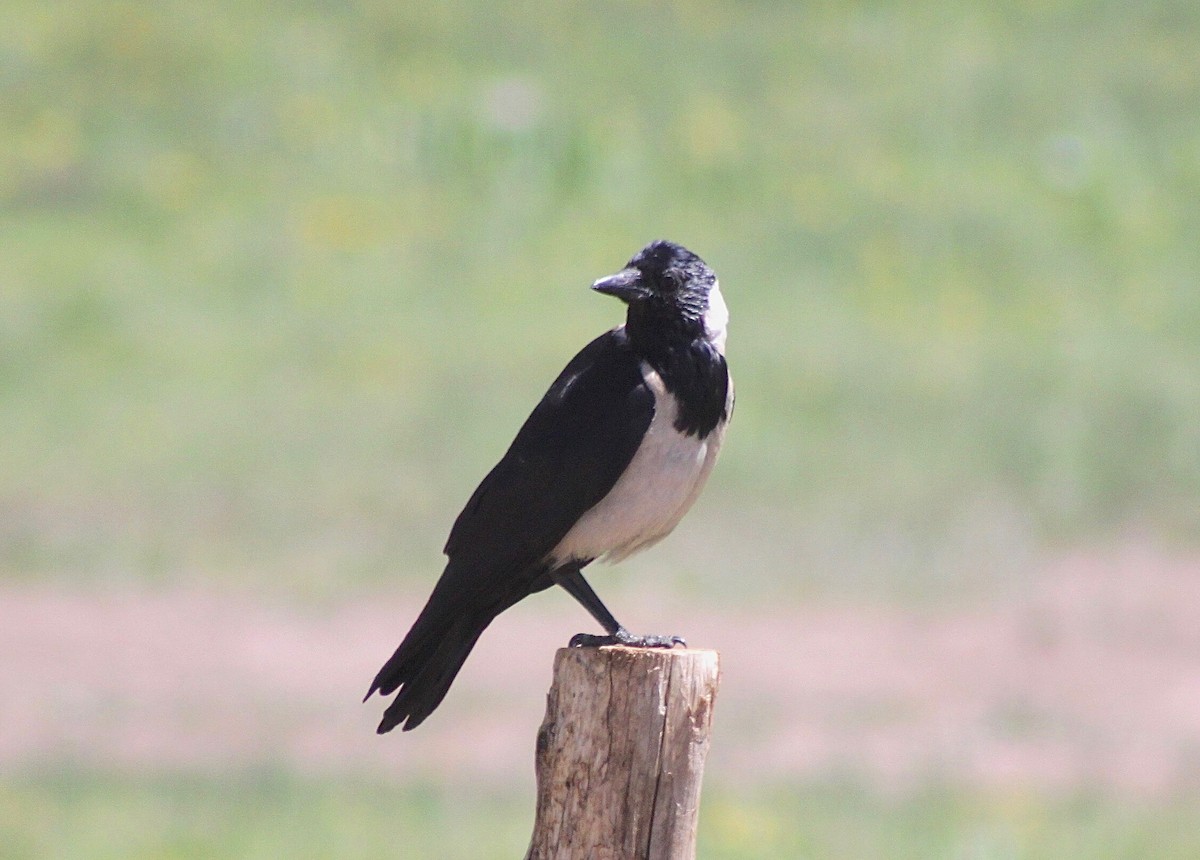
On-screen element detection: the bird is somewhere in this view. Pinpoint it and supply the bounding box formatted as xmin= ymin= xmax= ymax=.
xmin=365 ymin=239 xmax=732 ymax=733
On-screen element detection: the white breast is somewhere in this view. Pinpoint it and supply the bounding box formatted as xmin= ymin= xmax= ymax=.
xmin=548 ymin=364 xmax=727 ymax=566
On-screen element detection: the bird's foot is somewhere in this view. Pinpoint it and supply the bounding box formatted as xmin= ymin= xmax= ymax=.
xmin=568 ymin=627 xmax=686 ymax=649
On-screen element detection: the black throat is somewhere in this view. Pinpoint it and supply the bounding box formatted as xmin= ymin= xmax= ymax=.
xmin=624 ymin=305 xmax=729 ymax=440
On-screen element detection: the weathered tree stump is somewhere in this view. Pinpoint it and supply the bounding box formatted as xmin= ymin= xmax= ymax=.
xmin=525 ymin=646 xmax=720 ymax=860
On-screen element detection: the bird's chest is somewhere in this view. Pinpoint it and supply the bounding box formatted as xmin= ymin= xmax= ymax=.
xmin=549 ymin=365 xmax=726 ymax=566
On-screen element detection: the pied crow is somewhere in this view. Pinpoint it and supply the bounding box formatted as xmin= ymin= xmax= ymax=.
xmin=366 ymin=240 xmax=732 ymax=732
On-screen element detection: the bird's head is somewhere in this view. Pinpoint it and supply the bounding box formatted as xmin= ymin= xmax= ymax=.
xmin=592 ymin=240 xmax=727 ymax=351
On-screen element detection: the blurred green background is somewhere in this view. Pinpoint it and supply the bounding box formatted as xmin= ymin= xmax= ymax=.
xmin=2 ymin=0 xmax=1198 ymax=857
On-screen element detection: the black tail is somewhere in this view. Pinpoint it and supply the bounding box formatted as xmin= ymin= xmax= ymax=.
xmin=365 ymin=605 xmax=493 ymax=733
xmin=368 ymin=559 xmax=557 ymax=732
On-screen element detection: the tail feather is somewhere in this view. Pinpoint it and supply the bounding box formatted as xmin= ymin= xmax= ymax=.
xmin=372 ymin=614 xmax=488 ymax=733
xmin=367 ymin=562 xmax=555 ymax=733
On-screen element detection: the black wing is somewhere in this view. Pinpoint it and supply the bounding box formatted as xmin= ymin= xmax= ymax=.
xmin=444 ymin=327 xmax=654 ymax=584
xmin=367 ymin=327 xmax=654 ymax=730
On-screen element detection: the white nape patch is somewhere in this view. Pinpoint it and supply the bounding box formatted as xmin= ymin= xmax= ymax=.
xmin=548 ymin=364 xmax=727 ymax=567
xmin=704 ymin=279 xmax=729 ymax=354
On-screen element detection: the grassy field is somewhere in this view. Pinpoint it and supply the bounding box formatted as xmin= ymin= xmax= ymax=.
xmin=4 ymin=0 xmax=1198 ymax=597
xmin=2 ymin=0 xmax=1199 ymax=856
xmin=3 ymin=771 xmax=1200 ymax=860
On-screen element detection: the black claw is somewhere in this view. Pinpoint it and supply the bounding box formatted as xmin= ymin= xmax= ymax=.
xmin=568 ymin=628 xmax=686 ymax=649
xmin=569 ymin=632 xmax=613 ymax=648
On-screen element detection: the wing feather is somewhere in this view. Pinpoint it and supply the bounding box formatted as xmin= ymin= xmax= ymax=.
xmin=443 ymin=328 xmax=654 ymax=582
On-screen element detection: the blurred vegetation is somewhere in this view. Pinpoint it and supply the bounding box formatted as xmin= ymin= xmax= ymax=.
xmin=4 ymin=2 xmax=1199 ymax=856
xmin=3 ymin=770 xmax=1200 ymax=860
xmin=2 ymin=0 xmax=1198 ymax=601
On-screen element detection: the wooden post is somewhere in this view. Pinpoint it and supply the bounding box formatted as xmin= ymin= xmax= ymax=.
xmin=525 ymin=646 xmax=720 ymax=860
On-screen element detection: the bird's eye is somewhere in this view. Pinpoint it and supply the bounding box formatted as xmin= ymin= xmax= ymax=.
xmin=661 ymin=271 xmax=681 ymax=293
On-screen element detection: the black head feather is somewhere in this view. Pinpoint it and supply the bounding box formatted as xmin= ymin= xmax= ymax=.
xmin=592 ymin=240 xmax=717 ymax=338
xmin=593 ymin=240 xmax=729 ymax=438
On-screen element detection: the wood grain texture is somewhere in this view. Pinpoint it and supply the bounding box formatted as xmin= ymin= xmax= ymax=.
xmin=525 ymin=646 xmax=720 ymax=860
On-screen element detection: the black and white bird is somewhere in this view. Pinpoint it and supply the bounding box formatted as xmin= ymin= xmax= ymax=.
xmin=366 ymin=240 xmax=732 ymax=733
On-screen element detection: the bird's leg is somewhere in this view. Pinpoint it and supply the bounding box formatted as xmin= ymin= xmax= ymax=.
xmin=571 ymin=629 xmax=688 ymax=649
xmin=551 ymin=566 xmax=686 ymax=649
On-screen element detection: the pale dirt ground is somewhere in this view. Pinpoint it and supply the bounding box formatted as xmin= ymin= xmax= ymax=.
xmin=3 ymin=544 xmax=1199 ymax=796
